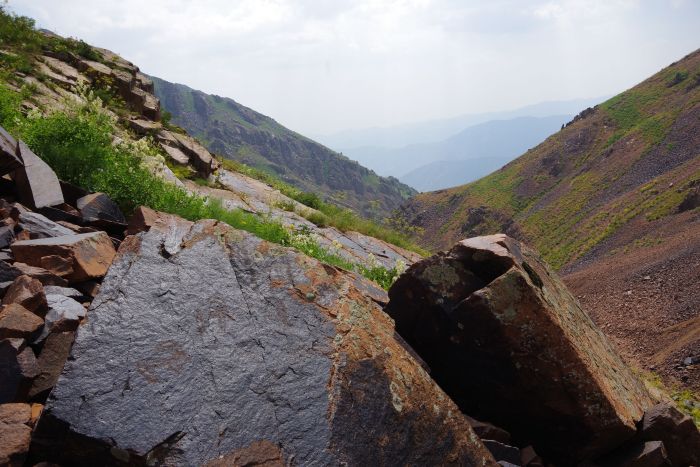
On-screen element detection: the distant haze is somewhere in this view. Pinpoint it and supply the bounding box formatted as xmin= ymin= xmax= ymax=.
xmin=8 ymin=0 xmax=700 ymax=136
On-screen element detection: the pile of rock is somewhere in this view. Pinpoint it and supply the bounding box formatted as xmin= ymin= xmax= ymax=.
xmin=26 ymin=210 xmax=498 ymax=466
xmin=1 ymin=123 xmax=697 ymax=464
xmin=0 ymin=128 xmax=122 ymax=465
xmin=386 ymin=234 xmax=700 ymax=466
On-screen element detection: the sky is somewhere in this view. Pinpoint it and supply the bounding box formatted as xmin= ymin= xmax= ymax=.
xmin=8 ymin=0 xmax=700 ymax=136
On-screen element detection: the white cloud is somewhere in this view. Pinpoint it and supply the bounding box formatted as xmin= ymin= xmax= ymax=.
xmin=6 ymin=0 xmax=700 ymax=135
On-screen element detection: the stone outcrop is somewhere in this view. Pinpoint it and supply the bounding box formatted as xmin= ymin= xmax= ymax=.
xmin=385 ymin=234 xmax=657 ymax=463
xmin=30 ymin=215 xmax=496 ymax=466
xmin=11 ymin=231 xmax=117 ymax=283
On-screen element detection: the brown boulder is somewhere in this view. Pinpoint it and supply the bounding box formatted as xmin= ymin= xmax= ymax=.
xmin=0 ymin=304 xmax=44 ymax=339
xmin=385 ymin=234 xmax=655 ymax=463
xmin=2 ymin=275 xmax=47 ymax=316
xmin=28 ymin=331 xmax=75 ymax=401
xmin=0 ymin=403 xmax=32 ymax=466
xmin=11 ymin=231 xmax=117 ymax=283
xmin=639 ymin=402 xmax=700 ymax=466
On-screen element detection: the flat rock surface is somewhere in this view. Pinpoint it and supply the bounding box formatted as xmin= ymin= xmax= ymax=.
xmin=31 ymin=216 xmax=495 ymax=466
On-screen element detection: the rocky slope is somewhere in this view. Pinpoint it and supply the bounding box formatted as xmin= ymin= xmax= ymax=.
xmin=2 ymin=9 xmax=699 ymax=467
xmin=152 ymin=77 xmax=416 ymax=219
xmin=0 ymin=26 xmax=419 ymax=279
xmin=398 ymin=48 xmax=700 ymax=393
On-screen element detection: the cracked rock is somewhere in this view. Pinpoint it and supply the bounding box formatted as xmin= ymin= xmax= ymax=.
xmin=29 ymin=214 xmax=496 ymax=466
xmin=385 ymin=234 xmax=656 ymax=464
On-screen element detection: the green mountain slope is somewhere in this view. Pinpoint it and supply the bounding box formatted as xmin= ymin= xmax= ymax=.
xmin=152 ymin=77 xmax=416 ymax=219
xmin=399 ymin=48 xmax=700 ymax=271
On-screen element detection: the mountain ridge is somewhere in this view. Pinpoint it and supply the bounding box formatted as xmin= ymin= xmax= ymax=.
xmin=151 ymin=76 xmax=416 ymax=219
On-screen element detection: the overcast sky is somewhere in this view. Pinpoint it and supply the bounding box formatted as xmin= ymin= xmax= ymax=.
xmin=8 ymin=0 xmax=700 ymax=135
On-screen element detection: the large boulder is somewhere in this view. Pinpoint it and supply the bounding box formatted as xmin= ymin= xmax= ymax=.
xmin=11 ymin=231 xmax=117 ymax=283
xmin=29 ymin=215 xmax=496 ymax=466
xmin=385 ymin=234 xmax=656 ymax=463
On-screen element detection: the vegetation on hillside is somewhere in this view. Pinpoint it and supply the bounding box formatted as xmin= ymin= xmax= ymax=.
xmin=217 ymin=157 xmax=427 ymax=255
xmin=403 ymin=48 xmax=700 ymax=270
xmin=0 ymin=7 xmax=414 ymax=289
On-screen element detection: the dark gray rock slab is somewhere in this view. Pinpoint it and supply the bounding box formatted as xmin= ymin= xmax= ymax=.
xmin=76 ymin=192 xmax=126 ymax=224
xmin=0 ymin=339 xmax=38 ymax=403
xmin=19 ymin=212 xmax=74 ymax=239
xmin=14 ymin=140 xmax=64 ymax=209
xmin=30 ymin=216 xmax=496 ymax=466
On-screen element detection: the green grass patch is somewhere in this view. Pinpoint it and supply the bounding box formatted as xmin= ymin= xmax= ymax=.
xmin=217 ymin=157 xmax=427 ymax=255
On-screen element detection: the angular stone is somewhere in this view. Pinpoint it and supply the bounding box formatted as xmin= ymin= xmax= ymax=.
xmin=135 ymin=72 xmax=154 ymax=93
xmin=128 ymin=118 xmax=161 ymax=135
xmin=173 ymin=132 xmax=220 ymax=176
xmin=14 ymin=140 xmax=64 ymax=209
xmin=482 ymin=440 xmax=521 ymax=466
xmin=0 ymin=403 xmax=32 ymax=466
xmin=0 ymin=340 xmax=38 ymax=402
xmin=639 ymin=402 xmax=700 ymax=466
xmin=76 ymin=192 xmax=126 ymax=224
xmin=2 ymin=275 xmax=47 ymax=316
xmin=19 ymin=212 xmax=73 ymax=239
xmin=385 ymin=234 xmax=656 ymax=464
xmin=43 ymin=285 xmax=83 ymax=299
xmin=39 ymin=254 xmax=74 ymax=277
xmin=28 ymin=331 xmax=75 ymax=400
xmin=31 ymin=217 xmax=496 ymax=466
xmin=160 ymin=143 xmax=190 ymax=165
xmin=11 ymin=232 xmax=117 ymax=283
xmin=142 ymin=93 xmax=160 ymax=121
xmin=465 ymin=415 xmax=511 ymax=443
xmin=0 ymin=224 xmax=14 ymax=248
xmin=520 ymin=446 xmax=543 ymax=467
xmin=2 ymin=262 xmax=68 ymax=287
xmin=0 ymin=304 xmax=44 ymax=339
xmin=599 ymin=440 xmax=671 ymax=467
xmin=0 ymin=126 xmax=23 ymax=177
xmin=37 ymin=294 xmax=86 ymax=340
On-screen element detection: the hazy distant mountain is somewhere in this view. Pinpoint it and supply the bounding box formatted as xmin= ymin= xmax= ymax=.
xmin=317 ymin=97 xmax=606 ymax=151
xmin=399 ymin=157 xmax=513 ymax=192
xmin=342 ymin=115 xmax=574 ymax=186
